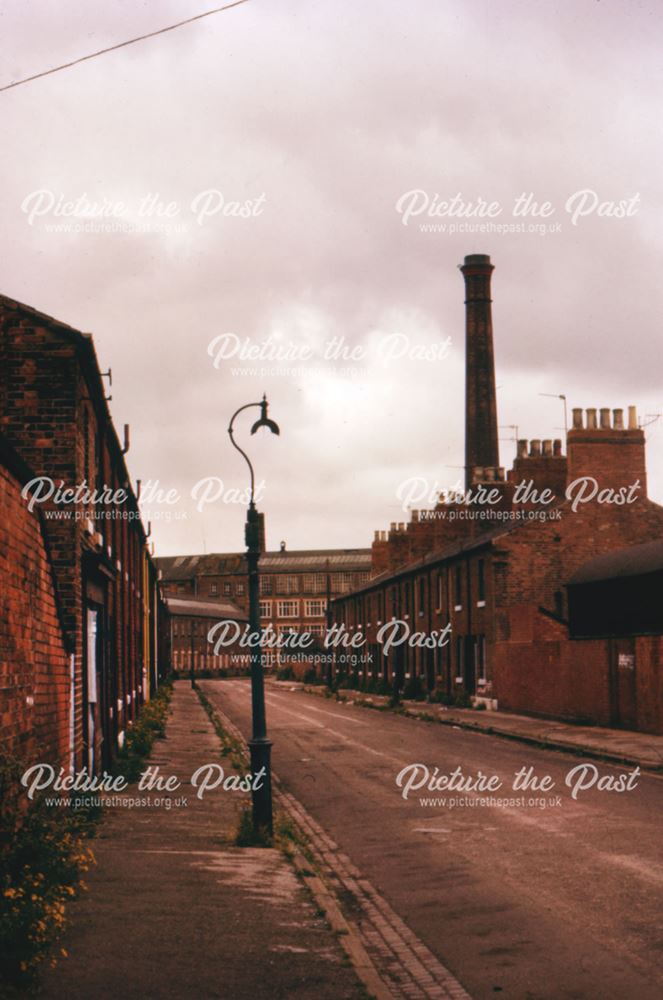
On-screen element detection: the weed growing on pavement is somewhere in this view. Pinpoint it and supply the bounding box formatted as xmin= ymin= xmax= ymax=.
xmin=235 ymin=806 xmax=273 ymax=847
xmin=195 ymin=686 xmax=248 ymax=775
xmin=111 ymin=680 xmax=173 ymax=782
xmin=0 ymin=755 xmax=100 ymax=990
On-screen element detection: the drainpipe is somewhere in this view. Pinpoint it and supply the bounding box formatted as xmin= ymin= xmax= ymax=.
xmin=69 ymin=653 xmax=76 ymax=774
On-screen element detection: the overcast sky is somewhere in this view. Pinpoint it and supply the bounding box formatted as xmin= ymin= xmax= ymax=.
xmin=2 ymin=0 xmax=662 ymax=555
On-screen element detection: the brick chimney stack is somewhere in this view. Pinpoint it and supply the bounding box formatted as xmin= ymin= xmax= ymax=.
xmin=566 ymin=406 xmax=647 ymax=497
xmin=461 ymin=254 xmax=500 ymax=490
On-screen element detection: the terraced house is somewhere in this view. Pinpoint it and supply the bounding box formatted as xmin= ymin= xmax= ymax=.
xmin=330 ymin=256 xmax=663 ymax=734
xmin=0 ymin=295 xmax=168 ymax=774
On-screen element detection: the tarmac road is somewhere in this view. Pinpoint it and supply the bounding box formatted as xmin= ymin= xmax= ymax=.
xmin=199 ymin=678 xmax=663 ymax=1000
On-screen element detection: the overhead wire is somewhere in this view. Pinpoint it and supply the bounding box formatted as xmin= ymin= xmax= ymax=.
xmin=0 ymin=0 xmax=251 ymax=94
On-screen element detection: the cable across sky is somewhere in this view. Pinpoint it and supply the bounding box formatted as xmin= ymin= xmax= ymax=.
xmin=0 ymin=0 xmax=251 ymax=94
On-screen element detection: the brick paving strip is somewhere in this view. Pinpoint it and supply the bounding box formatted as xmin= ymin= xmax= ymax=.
xmin=212 ymin=697 xmax=473 ymax=1000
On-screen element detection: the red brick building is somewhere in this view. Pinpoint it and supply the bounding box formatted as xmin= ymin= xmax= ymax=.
xmin=330 ymin=256 xmax=663 ymax=734
xmin=166 ymin=595 xmax=249 ymax=676
xmin=157 ymin=546 xmax=371 ymax=654
xmin=0 ymin=294 xmax=168 ymax=773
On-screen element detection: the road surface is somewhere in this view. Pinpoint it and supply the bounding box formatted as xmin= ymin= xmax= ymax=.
xmin=199 ymin=678 xmax=663 ymax=1000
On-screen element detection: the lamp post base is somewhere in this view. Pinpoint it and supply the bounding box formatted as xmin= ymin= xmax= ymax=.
xmin=249 ymin=737 xmax=273 ymax=836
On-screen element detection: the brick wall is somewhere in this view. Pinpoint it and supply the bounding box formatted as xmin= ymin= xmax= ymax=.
xmin=493 ymin=634 xmax=612 ymax=725
xmin=0 ymin=294 xmax=163 ymax=770
xmin=0 ymin=451 xmax=70 ymax=768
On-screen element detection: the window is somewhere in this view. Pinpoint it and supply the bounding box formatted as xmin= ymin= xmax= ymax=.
xmin=276 ymin=575 xmax=299 ymax=595
xmin=302 ymin=573 xmax=325 ymax=593
xmin=259 ymin=576 xmax=272 ymax=596
xmin=210 ymin=583 xmax=218 ymax=596
xmin=303 ymin=623 xmax=325 ymax=636
xmin=454 ymin=566 xmax=463 ymax=609
xmin=236 ymin=582 xmax=245 ymax=596
xmin=223 ymin=582 xmax=232 ymax=597
xmin=357 ymin=571 xmax=371 ymax=585
xmin=259 ymin=600 xmax=272 ymax=618
xmin=330 ymin=572 xmax=354 ymax=594
xmin=305 ymin=599 xmax=327 ymax=617
xmin=301 ymin=572 xmax=327 ymax=594
xmin=477 ymin=560 xmax=485 ymax=603
xmin=277 ymin=600 xmax=298 ymax=618
xmin=403 ymin=581 xmax=411 ymax=616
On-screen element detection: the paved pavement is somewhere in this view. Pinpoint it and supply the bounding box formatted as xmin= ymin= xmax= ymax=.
xmin=299 ymin=683 xmax=663 ymax=771
xmin=201 ymin=677 xmax=663 ymax=1000
xmin=37 ymin=685 xmax=368 ymax=1000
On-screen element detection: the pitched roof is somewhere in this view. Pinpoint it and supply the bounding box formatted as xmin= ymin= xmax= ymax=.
xmin=568 ymin=539 xmax=663 ymax=585
xmin=165 ymin=596 xmax=247 ymax=620
xmin=156 ymin=548 xmax=371 ymax=580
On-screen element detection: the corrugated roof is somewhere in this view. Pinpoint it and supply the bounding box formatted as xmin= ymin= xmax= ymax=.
xmin=156 ymin=548 xmax=371 ymax=580
xmin=568 ymin=539 xmax=663 ymax=585
xmin=165 ymin=596 xmax=247 ymax=621
xmin=259 ymin=551 xmax=371 ymax=570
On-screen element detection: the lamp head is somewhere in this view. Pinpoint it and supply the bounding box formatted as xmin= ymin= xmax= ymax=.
xmin=251 ymin=394 xmax=280 ymax=436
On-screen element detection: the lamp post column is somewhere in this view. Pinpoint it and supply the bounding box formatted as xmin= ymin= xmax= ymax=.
xmin=246 ymin=501 xmax=273 ymax=834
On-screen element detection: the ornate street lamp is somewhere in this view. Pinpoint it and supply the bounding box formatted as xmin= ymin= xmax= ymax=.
xmin=228 ymin=394 xmax=280 ymax=835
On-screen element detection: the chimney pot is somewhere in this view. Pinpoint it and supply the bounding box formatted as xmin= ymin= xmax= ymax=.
xmin=530 ymin=439 xmax=541 ymax=457
xmin=628 ymin=405 xmax=638 ymax=429
xmin=517 ymin=439 xmax=528 ymax=458
xmin=485 ymin=467 xmax=495 ymax=482
xmin=374 ymin=531 xmax=380 ymax=542
xmin=600 ymin=407 xmax=610 ymax=429
xmin=498 ymin=467 xmax=505 ymax=480
xmin=586 ymin=408 xmax=597 ymax=429
xmin=553 ymin=439 xmax=562 ymax=456
xmin=399 ymin=522 xmax=406 ymax=531
xmin=572 ymin=408 xmax=583 ymax=429
xmin=613 ymin=408 xmax=624 ymax=429
xmin=412 ymin=510 xmax=420 ymax=522
xmin=473 ymin=466 xmax=484 ymax=482
xmin=542 ymin=439 xmax=552 ymax=456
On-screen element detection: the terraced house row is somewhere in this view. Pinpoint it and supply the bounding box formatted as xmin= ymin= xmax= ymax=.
xmin=330 ymin=256 xmax=663 ymax=735
xmin=0 ymin=294 xmax=169 ymax=774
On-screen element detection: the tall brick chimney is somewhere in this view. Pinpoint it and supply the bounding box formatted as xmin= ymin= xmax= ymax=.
xmin=461 ymin=254 xmax=499 ymax=490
